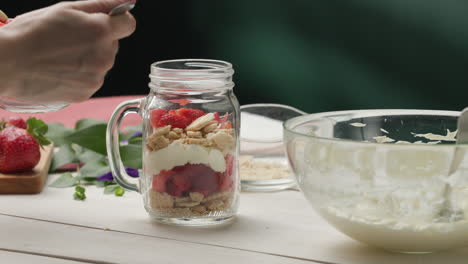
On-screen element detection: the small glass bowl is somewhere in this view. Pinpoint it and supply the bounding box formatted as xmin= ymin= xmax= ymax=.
xmin=240 ymin=104 xmax=305 ymax=191
xmin=0 ymin=97 xmax=68 ymax=113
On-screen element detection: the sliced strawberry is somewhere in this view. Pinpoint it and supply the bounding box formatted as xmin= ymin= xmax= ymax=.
xmin=220 ymin=121 xmax=233 ymax=129
xmin=159 ymin=112 xmax=191 ymax=129
xmin=214 ymin=112 xmax=229 ymax=123
xmin=176 ymin=108 xmax=205 ymax=122
xmin=150 ymin=109 xmax=167 ymax=128
xmin=166 ymin=181 xmax=184 ymax=197
xmin=172 ymin=173 xmax=191 ymax=191
xmin=152 ymin=170 xmax=174 ymax=192
xmin=188 ymin=164 xmax=219 ymax=196
xmin=7 ymin=116 xmax=27 ymax=129
xmin=225 ymin=154 xmax=235 ymax=176
xmin=219 ymin=172 xmax=234 ymax=192
xmin=0 ymin=22 xmax=4 ymax=27
xmin=218 ymin=155 xmax=235 ymax=191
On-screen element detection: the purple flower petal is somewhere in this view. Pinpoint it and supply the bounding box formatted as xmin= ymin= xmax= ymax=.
xmin=97 ymin=171 xmax=113 ymax=181
xmin=97 ymin=168 xmax=139 ymax=181
xmin=120 ymin=131 xmax=142 ymax=144
xmin=126 ymin=167 xmax=139 ymax=178
xmin=131 ymin=131 xmax=143 ymax=138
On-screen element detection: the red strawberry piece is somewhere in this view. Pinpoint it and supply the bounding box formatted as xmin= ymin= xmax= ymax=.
xmin=0 ymin=126 xmax=40 ymax=173
xmin=220 ymin=121 xmax=233 ymax=129
xmin=172 ymin=172 xmax=191 ymax=191
xmin=152 ymin=170 xmax=174 ymax=193
xmin=0 ymin=22 xmax=4 ymax=27
xmin=219 ymin=172 xmax=234 ymax=192
xmin=166 ymin=181 xmax=184 ymax=197
xmin=214 ymin=112 xmax=229 ymax=123
xmin=159 ymin=112 xmax=191 ymax=129
xmin=176 ymin=108 xmax=205 ymax=122
xmin=150 ymin=109 xmax=167 ymax=128
xmin=225 ymin=154 xmax=235 ymax=176
xmin=7 ymin=116 xmax=27 ymax=129
xmin=187 ymin=164 xmax=219 ymax=196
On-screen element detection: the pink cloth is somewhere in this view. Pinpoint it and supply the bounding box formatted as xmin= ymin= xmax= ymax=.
xmin=0 ymin=95 xmax=145 ymax=128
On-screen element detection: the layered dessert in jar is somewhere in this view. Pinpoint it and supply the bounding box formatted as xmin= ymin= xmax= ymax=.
xmin=144 ymin=108 xmax=237 ymax=218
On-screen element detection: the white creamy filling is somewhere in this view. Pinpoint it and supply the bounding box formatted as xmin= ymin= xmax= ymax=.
xmin=301 ymin=138 xmax=468 ymax=251
xmin=144 ymin=141 xmax=226 ymax=175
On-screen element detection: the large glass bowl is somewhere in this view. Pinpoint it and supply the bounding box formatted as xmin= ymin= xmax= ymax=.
xmin=284 ymin=109 xmax=468 ymax=253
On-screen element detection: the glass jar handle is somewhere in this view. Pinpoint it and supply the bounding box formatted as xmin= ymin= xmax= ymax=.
xmin=106 ymin=98 xmax=143 ymax=192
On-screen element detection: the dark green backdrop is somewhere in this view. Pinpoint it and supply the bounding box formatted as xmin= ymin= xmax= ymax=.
xmin=4 ymin=0 xmax=468 ymax=113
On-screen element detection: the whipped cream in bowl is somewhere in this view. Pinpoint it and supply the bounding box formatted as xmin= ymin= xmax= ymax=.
xmin=284 ymin=109 xmax=468 ymax=253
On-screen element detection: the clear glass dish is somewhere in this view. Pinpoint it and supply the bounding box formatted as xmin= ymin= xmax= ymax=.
xmin=240 ymin=104 xmax=305 ymax=191
xmin=284 ymin=109 xmax=468 ymax=253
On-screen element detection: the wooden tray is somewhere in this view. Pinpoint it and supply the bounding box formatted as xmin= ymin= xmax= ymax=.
xmin=0 ymin=145 xmax=54 ymax=194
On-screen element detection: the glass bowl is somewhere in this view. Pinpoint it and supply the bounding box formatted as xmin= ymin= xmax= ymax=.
xmin=240 ymin=104 xmax=305 ymax=191
xmin=284 ymin=109 xmax=468 ymax=253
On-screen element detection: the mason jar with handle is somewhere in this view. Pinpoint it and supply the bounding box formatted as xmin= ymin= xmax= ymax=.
xmin=106 ymin=59 xmax=240 ymax=226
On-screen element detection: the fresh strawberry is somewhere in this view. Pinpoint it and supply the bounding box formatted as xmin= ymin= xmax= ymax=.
xmin=220 ymin=121 xmax=233 ymax=129
xmin=172 ymin=172 xmax=191 ymax=191
xmin=214 ymin=112 xmax=229 ymax=123
xmin=152 ymin=170 xmax=174 ymax=192
xmin=176 ymin=108 xmax=205 ymax=122
xmin=225 ymin=154 xmax=235 ymax=176
xmin=7 ymin=116 xmax=27 ymax=129
xmin=0 ymin=22 xmax=4 ymax=27
xmin=0 ymin=126 xmax=40 ymax=173
xmin=150 ymin=109 xmax=167 ymax=128
xmin=187 ymin=164 xmax=219 ymax=196
xmin=158 ymin=112 xmax=191 ymax=129
xmin=166 ymin=181 xmax=184 ymax=197
xmin=218 ymin=155 xmax=235 ymax=191
xmin=219 ymin=172 xmax=233 ymax=192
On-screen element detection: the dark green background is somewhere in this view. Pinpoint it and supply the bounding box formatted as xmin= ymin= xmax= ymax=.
xmin=5 ymin=0 xmax=468 ymax=113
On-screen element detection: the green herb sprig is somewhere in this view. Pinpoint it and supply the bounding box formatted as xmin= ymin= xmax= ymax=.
xmin=47 ymin=119 xmax=141 ymax=200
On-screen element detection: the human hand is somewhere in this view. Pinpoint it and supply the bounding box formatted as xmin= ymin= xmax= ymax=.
xmin=0 ymin=0 xmax=136 ymax=104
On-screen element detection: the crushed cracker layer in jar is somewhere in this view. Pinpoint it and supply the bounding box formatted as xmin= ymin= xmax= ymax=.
xmin=145 ymin=109 xmax=237 ymax=218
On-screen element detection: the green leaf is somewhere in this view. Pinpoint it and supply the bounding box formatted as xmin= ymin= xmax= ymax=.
xmin=79 ymin=159 xmax=110 ymax=178
xmin=104 ymin=184 xmax=118 ymax=194
xmin=51 ymin=144 xmax=77 ymax=171
xmin=45 ymin=123 xmax=72 ymax=146
xmin=120 ymin=144 xmax=142 ymax=169
xmin=27 ymin=117 xmax=48 ymax=134
xmin=76 ymin=148 xmax=105 ymax=164
xmin=75 ymin=185 xmax=85 ymax=193
xmin=128 ymin=137 xmax=142 ymax=145
xmin=74 ymin=191 xmax=86 ymax=201
xmin=75 ymin=119 xmax=106 ymax=130
xmin=49 ymin=173 xmax=77 ymax=188
xmin=120 ymin=124 xmax=143 ymax=141
xmin=115 ymin=186 xmax=125 ymax=197
xmin=94 ymin=180 xmax=113 ymax=188
xmin=27 ymin=118 xmax=51 ymax=146
xmin=66 ymin=124 xmax=107 ymax=155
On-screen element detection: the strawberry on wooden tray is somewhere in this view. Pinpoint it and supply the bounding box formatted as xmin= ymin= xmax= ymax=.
xmin=0 ymin=117 xmax=54 ymax=194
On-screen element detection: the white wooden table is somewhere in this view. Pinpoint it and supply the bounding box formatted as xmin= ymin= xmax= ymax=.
xmin=1 ymin=175 xmax=467 ymax=264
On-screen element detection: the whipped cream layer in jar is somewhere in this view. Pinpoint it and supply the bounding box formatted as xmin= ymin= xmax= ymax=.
xmin=107 ymin=59 xmax=240 ymax=226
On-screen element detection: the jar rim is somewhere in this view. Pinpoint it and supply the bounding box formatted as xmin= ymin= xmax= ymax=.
xmin=149 ymin=59 xmax=234 ymax=91
xmin=151 ymin=59 xmax=233 ymax=76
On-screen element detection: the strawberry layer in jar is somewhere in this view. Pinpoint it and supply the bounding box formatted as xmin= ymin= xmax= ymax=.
xmin=144 ymin=108 xmax=237 ymax=218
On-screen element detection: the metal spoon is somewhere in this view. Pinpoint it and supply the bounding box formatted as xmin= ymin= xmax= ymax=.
xmin=437 ymin=108 xmax=468 ymax=222
xmin=109 ymin=2 xmax=135 ymax=16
